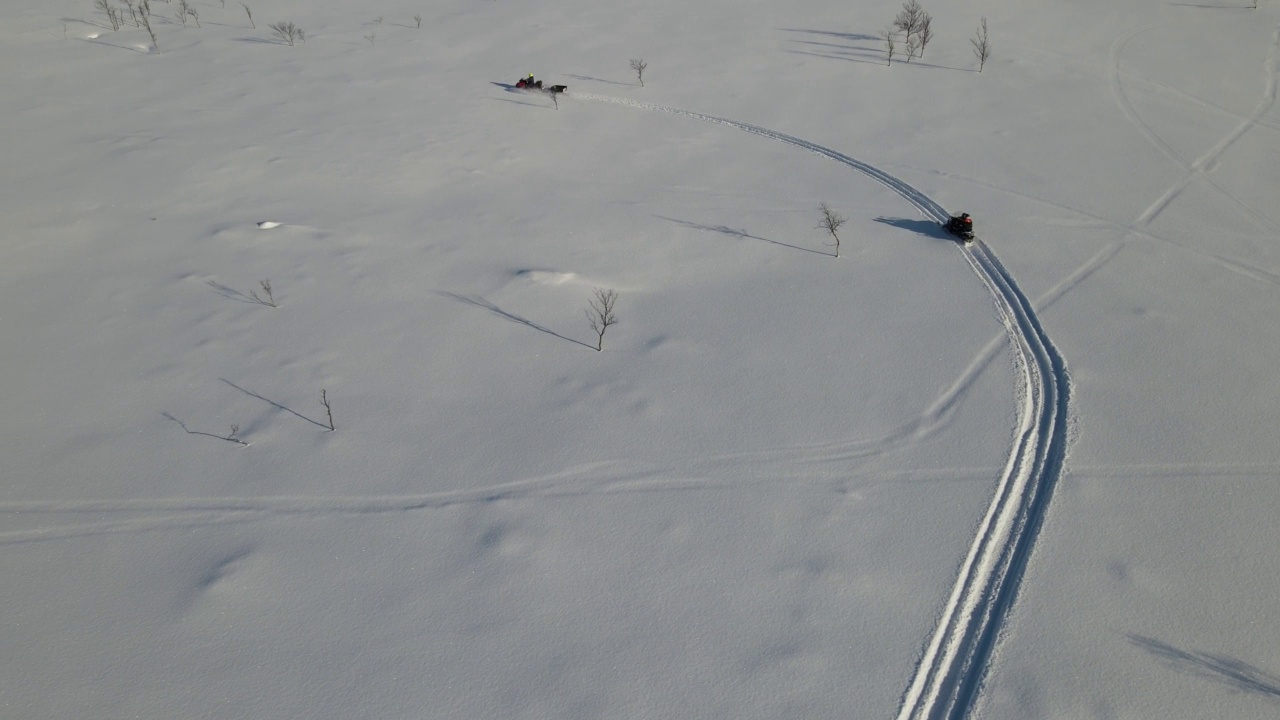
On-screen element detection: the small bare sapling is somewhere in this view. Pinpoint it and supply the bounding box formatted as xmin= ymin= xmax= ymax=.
xmin=175 ymin=0 xmax=189 ymax=25
xmin=365 ymin=33 xmax=376 ymax=46
xmin=918 ymin=13 xmax=933 ymax=57
xmin=630 ymin=58 xmax=647 ymax=87
xmin=879 ymin=26 xmax=898 ymax=66
xmin=224 ymin=424 xmax=249 ymax=446
xmin=972 ymin=17 xmax=990 ymax=72
xmin=241 ymin=2 xmax=254 ymax=29
xmin=269 ymin=21 xmax=301 ymax=46
xmin=188 ymin=6 xmax=199 ymax=27
xmin=249 ymin=279 xmax=277 ymax=307
xmin=414 ymin=14 xmax=422 ymax=28
xmin=905 ymin=34 xmax=920 ymax=62
xmin=321 ymin=389 xmax=335 ymax=431
xmin=817 ymin=203 xmax=847 ymax=257
xmin=586 ymin=288 xmax=619 ymax=351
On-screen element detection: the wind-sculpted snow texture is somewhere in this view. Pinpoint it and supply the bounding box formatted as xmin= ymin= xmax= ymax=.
xmin=578 ymin=93 xmax=1073 ymax=720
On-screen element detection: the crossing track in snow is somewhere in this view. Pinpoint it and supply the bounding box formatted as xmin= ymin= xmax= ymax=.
xmin=575 ymin=93 xmax=1073 ymax=720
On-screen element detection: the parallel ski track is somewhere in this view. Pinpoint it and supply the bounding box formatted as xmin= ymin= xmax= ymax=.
xmin=576 ymin=93 xmax=1072 ymax=720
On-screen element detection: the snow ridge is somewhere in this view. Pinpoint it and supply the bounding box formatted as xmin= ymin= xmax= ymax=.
xmin=577 ymin=93 xmax=1072 ymax=720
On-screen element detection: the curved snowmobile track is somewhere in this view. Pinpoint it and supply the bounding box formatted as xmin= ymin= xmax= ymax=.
xmin=577 ymin=93 xmax=1072 ymax=720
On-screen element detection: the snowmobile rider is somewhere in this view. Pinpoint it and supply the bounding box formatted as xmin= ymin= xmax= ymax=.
xmin=948 ymin=213 xmax=972 ymax=233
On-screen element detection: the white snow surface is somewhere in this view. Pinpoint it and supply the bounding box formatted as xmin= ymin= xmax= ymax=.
xmin=4 ymin=0 xmax=1280 ymax=718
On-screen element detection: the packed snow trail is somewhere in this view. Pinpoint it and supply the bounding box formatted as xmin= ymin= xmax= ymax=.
xmin=576 ymin=93 xmax=1072 ymax=720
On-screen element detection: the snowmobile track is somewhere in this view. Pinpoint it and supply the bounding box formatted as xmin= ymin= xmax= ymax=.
xmin=577 ymin=93 xmax=1072 ymax=720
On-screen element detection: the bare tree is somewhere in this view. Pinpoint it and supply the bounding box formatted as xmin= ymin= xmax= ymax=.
xmin=321 ymin=390 xmax=335 ymax=431
xmin=365 ymin=33 xmax=376 ymax=46
xmin=175 ymin=0 xmax=189 ymax=25
xmin=269 ymin=21 xmax=301 ymax=46
xmin=586 ymin=288 xmax=619 ymax=351
xmin=972 ymin=16 xmax=990 ymax=72
xmin=894 ymin=0 xmax=924 ymax=42
xmin=414 ymin=14 xmax=422 ymax=29
xmin=630 ymin=58 xmax=648 ymax=87
xmin=188 ymin=6 xmax=200 ymax=27
xmin=905 ymin=34 xmax=920 ymax=62
xmin=918 ymin=13 xmax=934 ymax=57
xmin=879 ymin=26 xmax=898 ymax=66
xmin=241 ymin=2 xmax=254 ymax=29
xmin=816 ymin=203 xmax=847 ymax=257
xmin=125 ymin=0 xmax=139 ymax=27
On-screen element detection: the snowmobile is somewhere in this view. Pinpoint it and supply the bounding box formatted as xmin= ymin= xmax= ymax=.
xmin=515 ymin=75 xmax=567 ymax=94
xmin=944 ymin=213 xmax=975 ymax=243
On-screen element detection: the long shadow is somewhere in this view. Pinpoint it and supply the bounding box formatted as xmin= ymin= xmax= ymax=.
xmin=780 ymin=28 xmax=879 ymax=42
xmin=874 ymin=216 xmax=951 ymax=241
xmin=790 ymin=38 xmax=879 ymax=54
xmin=207 ymin=280 xmax=270 ymax=305
xmin=565 ymin=74 xmax=633 ymax=87
xmin=783 ymin=49 xmax=885 ymax=67
xmin=1129 ymin=634 xmax=1280 ymax=702
xmin=79 ymin=38 xmax=149 ymax=53
xmin=162 ymin=413 xmax=248 ymax=446
xmin=219 ymin=379 xmax=330 ymax=429
xmin=655 ymin=215 xmax=829 ymax=256
xmin=233 ymin=37 xmax=290 ymax=45
xmin=437 ymin=292 xmax=596 ymax=349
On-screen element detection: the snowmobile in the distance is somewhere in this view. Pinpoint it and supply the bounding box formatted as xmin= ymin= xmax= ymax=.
xmin=515 ymin=75 xmax=567 ymax=94
xmin=944 ymin=212 xmax=975 ymax=244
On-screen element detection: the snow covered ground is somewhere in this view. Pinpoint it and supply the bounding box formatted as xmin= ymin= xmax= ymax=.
xmin=3 ymin=0 xmax=1280 ymax=717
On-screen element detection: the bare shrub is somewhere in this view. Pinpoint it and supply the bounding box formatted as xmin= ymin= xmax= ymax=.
xmin=224 ymin=424 xmax=248 ymax=446
xmin=241 ymin=2 xmax=254 ymax=29
xmin=414 ymin=14 xmax=422 ymax=29
xmin=365 ymin=33 xmax=376 ymax=46
xmin=816 ymin=203 xmax=847 ymax=257
xmin=630 ymin=58 xmax=647 ymax=87
xmin=972 ymin=16 xmax=990 ymax=72
xmin=269 ymin=20 xmax=301 ymax=46
xmin=586 ymin=288 xmax=619 ymax=351
xmin=249 ymin=280 xmax=277 ymax=307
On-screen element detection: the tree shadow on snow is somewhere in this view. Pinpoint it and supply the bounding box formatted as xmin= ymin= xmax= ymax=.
xmin=219 ymin=378 xmax=331 ymax=429
xmin=437 ymin=292 xmax=596 ymax=349
xmin=564 ymin=74 xmax=633 ymax=87
xmin=780 ymin=28 xmax=879 ymax=43
xmin=1128 ymin=634 xmax=1280 ymax=703
xmin=874 ymin=216 xmax=951 ymax=242
xmin=656 ymin=215 xmax=829 ymax=256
